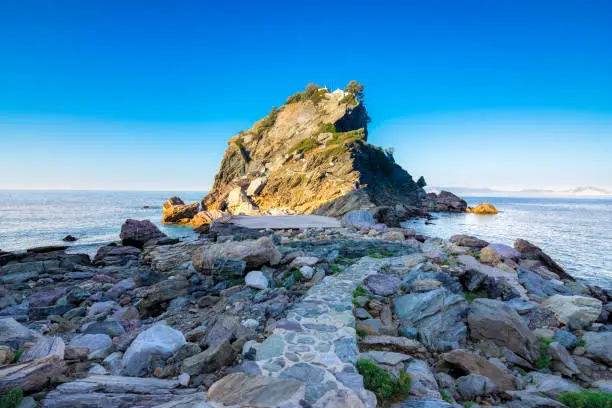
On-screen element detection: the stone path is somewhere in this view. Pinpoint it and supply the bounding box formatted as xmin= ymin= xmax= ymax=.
xmin=246 ymin=257 xmax=391 ymax=408
xmin=231 ymin=215 xmax=342 ymax=229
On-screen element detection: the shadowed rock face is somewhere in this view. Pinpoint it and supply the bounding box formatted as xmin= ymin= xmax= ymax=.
xmin=201 ymin=85 xmax=420 ymax=217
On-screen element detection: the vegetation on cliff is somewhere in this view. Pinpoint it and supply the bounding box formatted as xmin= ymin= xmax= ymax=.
xmin=201 ymin=81 xmax=421 ymax=219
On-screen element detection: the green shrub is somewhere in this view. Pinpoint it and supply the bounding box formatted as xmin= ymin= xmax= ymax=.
xmin=0 ymin=387 xmax=23 ymax=408
xmin=357 ymin=359 xmax=411 ymax=402
xmin=13 ymin=349 xmax=24 ymax=362
xmin=535 ymin=337 xmax=554 ymax=369
xmin=288 ymin=137 xmax=318 ymax=154
xmin=576 ymin=338 xmax=586 ymax=347
xmin=356 ymin=327 xmax=368 ymax=338
xmin=440 ymin=389 xmax=453 ymax=404
xmin=366 ymin=249 xmax=394 ymax=258
xmin=329 ymin=263 xmax=341 ymax=274
xmin=353 ymin=285 xmax=368 ymax=298
xmin=294 ymin=270 xmax=304 ymax=281
xmin=558 ymin=391 xmax=612 ymax=408
xmin=464 ymin=403 xmax=476 ymax=408
xmin=344 ymin=80 xmax=365 ymax=102
xmin=462 ymin=291 xmax=489 ymax=304
xmin=285 ymin=83 xmax=327 ymax=105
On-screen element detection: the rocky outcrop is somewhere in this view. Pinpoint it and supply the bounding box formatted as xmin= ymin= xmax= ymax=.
xmin=421 ymin=191 xmax=467 ymax=213
xmin=201 ymin=83 xmax=420 ymax=218
xmin=161 ymin=197 xmax=199 ymax=224
xmin=119 ymin=219 xmax=167 ymax=248
xmin=467 ymin=203 xmax=498 ymax=215
xmin=514 ymin=239 xmax=575 ymax=281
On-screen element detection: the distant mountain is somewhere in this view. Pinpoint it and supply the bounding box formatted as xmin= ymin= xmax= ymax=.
xmin=426 ymin=186 xmax=612 ymax=197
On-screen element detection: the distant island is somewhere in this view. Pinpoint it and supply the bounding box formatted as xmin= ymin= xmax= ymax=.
xmin=427 ymin=186 xmax=612 ymax=197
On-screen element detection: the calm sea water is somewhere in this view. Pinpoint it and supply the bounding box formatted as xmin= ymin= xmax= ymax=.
xmin=0 ymin=190 xmax=205 ymax=256
xmin=1 ymin=191 xmax=610 ymax=289
xmin=403 ymin=196 xmax=612 ymax=290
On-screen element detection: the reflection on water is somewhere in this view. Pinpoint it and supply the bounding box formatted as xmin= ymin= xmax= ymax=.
xmin=402 ymin=196 xmax=612 ymax=290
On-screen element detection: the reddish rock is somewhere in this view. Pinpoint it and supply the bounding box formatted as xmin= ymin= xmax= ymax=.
xmin=119 ymin=219 xmax=167 ymax=248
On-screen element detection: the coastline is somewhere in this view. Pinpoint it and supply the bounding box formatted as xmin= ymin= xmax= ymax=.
xmin=1 ymin=213 xmax=611 ymax=407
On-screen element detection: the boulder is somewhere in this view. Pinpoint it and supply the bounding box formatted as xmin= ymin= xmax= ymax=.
xmin=514 ymin=239 xmax=574 ymax=281
xmin=119 ymin=219 xmax=167 ymax=248
xmin=69 ymin=334 xmax=113 ymax=353
xmin=161 ymin=196 xmax=199 ymax=224
xmin=582 ymin=331 xmax=612 ymax=365
xmin=181 ymin=341 xmax=233 ymax=375
xmin=542 ymin=295 xmax=602 ymax=329
xmin=517 ymin=268 xmax=574 ymax=300
xmin=190 ymin=209 xmax=231 ymax=227
xmin=207 ymin=372 xmax=305 ymax=406
xmin=245 ymin=271 xmax=268 ymax=290
xmin=27 ymin=287 xmax=67 ymax=307
xmin=121 ymin=323 xmax=186 ymax=376
xmin=20 ymin=336 xmax=65 ymax=362
xmin=141 ymin=240 xmax=204 ymax=273
xmin=504 ymin=390 xmax=567 ymax=408
xmin=468 ymin=298 xmax=539 ymax=362
xmin=485 ymin=243 xmax=521 ymax=260
xmin=466 ymin=203 xmax=498 ymax=215
xmin=394 ymin=289 xmax=468 ymax=351
xmin=421 ymin=191 xmax=467 ymax=213
xmin=93 ymin=244 xmax=141 ymax=267
xmin=192 ymin=236 xmax=281 ymax=272
xmin=456 ymin=374 xmax=499 ymax=399
xmin=225 ymin=187 xmax=259 ymax=214
xmin=41 ymin=375 xmax=197 ymax=408
xmin=450 ymin=235 xmax=489 ymax=249
xmin=458 ymin=255 xmax=526 ymax=299
xmin=438 ymin=349 xmax=515 ymax=391
xmin=341 ymin=210 xmax=375 ymax=229
xmin=133 ymin=277 xmax=190 ymax=314
xmin=404 ymin=359 xmax=441 ymax=399
xmin=547 ymin=341 xmax=579 ymax=377
xmin=0 ymin=317 xmax=41 ymax=348
xmin=364 ymin=274 xmax=402 ymax=296
xmin=479 ymin=247 xmax=501 ymax=265
xmin=0 ymin=356 xmax=67 ymax=393
xmin=523 ymin=372 xmax=580 ymax=398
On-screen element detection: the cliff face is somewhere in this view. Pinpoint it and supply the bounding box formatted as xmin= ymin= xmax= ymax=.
xmin=202 ymin=84 xmax=420 ymax=218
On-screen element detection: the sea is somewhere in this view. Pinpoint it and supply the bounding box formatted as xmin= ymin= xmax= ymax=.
xmin=0 ymin=191 xmax=610 ymax=290
xmin=403 ymin=196 xmax=612 ymax=290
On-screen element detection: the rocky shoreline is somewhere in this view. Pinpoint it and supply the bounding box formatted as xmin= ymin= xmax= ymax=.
xmin=1 ymin=210 xmax=611 ymax=408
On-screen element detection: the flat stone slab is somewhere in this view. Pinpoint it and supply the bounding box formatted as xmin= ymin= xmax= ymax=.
xmin=231 ymin=215 xmax=342 ymax=229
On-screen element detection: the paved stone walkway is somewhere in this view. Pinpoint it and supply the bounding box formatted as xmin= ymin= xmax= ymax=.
xmin=231 ymin=215 xmax=342 ymax=229
xmin=247 ymin=257 xmax=393 ymax=408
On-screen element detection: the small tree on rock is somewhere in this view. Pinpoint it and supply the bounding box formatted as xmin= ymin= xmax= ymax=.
xmin=344 ymin=80 xmax=365 ymax=103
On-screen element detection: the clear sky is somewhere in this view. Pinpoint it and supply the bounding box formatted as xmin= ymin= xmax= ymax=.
xmin=1 ymin=0 xmax=611 ymax=191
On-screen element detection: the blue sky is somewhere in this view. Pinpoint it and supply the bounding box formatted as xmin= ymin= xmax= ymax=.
xmin=0 ymin=0 xmax=611 ymax=190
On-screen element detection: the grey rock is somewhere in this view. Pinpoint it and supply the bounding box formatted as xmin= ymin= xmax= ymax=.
xmin=41 ymin=375 xmax=191 ymax=408
xmin=208 ymin=372 xmax=305 ymax=407
xmin=341 ymin=210 xmax=375 ymax=229
xmin=69 ymin=334 xmax=112 ymax=353
xmin=83 ymin=320 xmax=126 ymax=337
xmin=364 ymin=274 xmax=402 ymax=296
xmin=119 ymin=219 xmax=167 ymax=248
xmin=405 ymin=359 xmax=441 ymax=399
xmin=360 ymin=350 xmax=412 ymax=366
xmin=553 ymin=330 xmax=578 ymax=349
xmin=181 ymin=341 xmax=233 ymax=375
xmin=468 ymin=298 xmax=539 ymax=363
xmin=20 ymin=336 xmax=65 ymax=362
xmin=523 ymin=372 xmax=581 ymax=398
xmin=394 ymin=289 xmax=468 ymax=351
xmin=0 ymin=317 xmax=41 ymax=348
xmin=121 ymin=323 xmax=186 ymax=376
xmin=504 ymin=390 xmax=567 ymax=408
xmin=391 ymin=398 xmax=454 ymax=408
xmin=582 ymin=331 xmax=612 ymax=365
xmin=450 ymin=234 xmax=489 ymax=249
xmin=548 ymin=341 xmax=579 ymax=377
xmin=518 ymin=268 xmax=574 ymax=299
xmin=456 ymin=374 xmax=499 ymax=399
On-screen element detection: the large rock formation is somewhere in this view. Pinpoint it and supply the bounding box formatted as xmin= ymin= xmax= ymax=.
xmin=201 ymin=82 xmax=421 ymax=218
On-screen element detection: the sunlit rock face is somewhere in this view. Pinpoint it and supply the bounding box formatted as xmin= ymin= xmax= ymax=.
xmin=201 ymin=84 xmax=420 ymax=217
